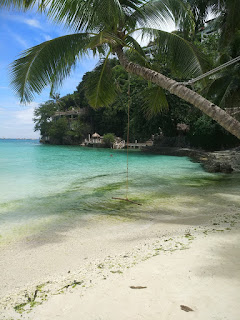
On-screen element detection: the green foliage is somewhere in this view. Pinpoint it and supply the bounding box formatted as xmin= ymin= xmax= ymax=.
xmin=142 ymin=86 xmax=168 ymax=119
xmin=49 ymin=118 xmax=68 ymax=143
xmin=194 ymin=33 xmax=220 ymax=65
xmin=70 ymin=117 xmax=91 ymax=140
xmin=84 ymin=56 xmax=117 ymax=108
xmin=3 ymin=0 xmax=240 ymax=143
xmin=33 ymin=100 xmax=56 ymax=136
xmin=145 ymin=28 xmax=208 ymax=78
xmin=34 ymin=53 xmax=239 ymax=149
xmin=103 ymin=133 xmax=115 ymax=147
xmin=10 ymin=33 xmax=91 ymax=103
xmin=4 ymin=0 xmax=205 ymax=107
xmin=195 ymin=28 xmax=240 ymax=110
xmin=189 ymin=115 xmax=239 ymax=150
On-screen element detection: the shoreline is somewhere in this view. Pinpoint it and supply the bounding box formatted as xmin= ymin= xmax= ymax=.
xmin=39 ymin=140 xmax=240 ymax=174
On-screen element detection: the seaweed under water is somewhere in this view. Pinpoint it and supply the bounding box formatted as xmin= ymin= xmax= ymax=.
xmin=0 ymin=140 xmax=240 ymax=245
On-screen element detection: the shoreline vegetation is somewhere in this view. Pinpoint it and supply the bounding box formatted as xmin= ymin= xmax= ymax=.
xmin=33 ymin=56 xmax=240 ymax=174
xmin=31 ymin=37 xmax=240 ymax=175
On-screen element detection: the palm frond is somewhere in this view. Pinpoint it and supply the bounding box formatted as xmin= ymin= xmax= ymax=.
xmin=10 ymin=33 xmax=91 ymax=103
xmin=84 ymin=53 xmax=118 ymax=108
xmin=142 ymin=28 xmax=207 ymax=77
xmin=124 ymin=35 xmax=152 ymax=67
xmin=125 ymin=35 xmax=146 ymax=56
xmin=167 ymin=0 xmax=195 ymax=35
xmin=130 ymin=0 xmax=173 ymax=29
xmin=0 ymin=0 xmax=51 ymax=12
xmin=207 ymin=75 xmax=234 ymax=108
xmin=219 ymin=80 xmax=234 ymax=108
xmin=142 ymin=85 xmax=168 ymax=119
xmin=212 ymin=0 xmax=240 ymax=46
xmin=131 ymin=0 xmax=194 ymax=32
xmin=0 ymin=0 xmax=41 ymax=10
xmin=46 ymin=0 xmax=125 ymax=32
xmin=87 ymin=31 xmax=125 ymax=50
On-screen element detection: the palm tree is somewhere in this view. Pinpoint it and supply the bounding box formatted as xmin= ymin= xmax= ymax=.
xmin=2 ymin=0 xmax=240 ymax=139
xmin=184 ymin=0 xmax=240 ymax=122
xmin=211 ymin=0 xmax=240 ymax=47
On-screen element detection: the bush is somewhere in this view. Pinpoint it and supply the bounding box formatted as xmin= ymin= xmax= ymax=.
xmin=103 ymin=133 xmax=115 ymax=147
xmin=189 ymin=115 xmax=239 ymax=150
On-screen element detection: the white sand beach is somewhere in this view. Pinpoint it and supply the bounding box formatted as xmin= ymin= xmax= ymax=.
xmin=1 ymin=203 xmax=240 ymax=320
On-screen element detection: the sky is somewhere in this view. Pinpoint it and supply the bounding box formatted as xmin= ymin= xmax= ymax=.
xmin=0 ymin=9 xmax=98 ymax=139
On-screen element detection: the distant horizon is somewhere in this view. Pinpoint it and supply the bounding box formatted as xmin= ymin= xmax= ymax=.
xmin=0 ymin=137 xmax=39 ymax=140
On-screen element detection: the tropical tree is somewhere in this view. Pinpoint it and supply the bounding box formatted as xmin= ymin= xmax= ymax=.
xmin=1 ymin=0 xmax=240 ymax=139
xmin=211 ymin=0 xmax=240 ymax=48
xmin=187 ymin=0 xmax=240 ymax=120
xmin=206 ymin=37 xmax=240 ymax=113
xmin=49 ymin=117 xmax=68 ymax=143
xmin=33 ymin=100 xmax=57 ymax=136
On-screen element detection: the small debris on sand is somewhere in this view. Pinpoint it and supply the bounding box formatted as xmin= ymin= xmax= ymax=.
xmin=180 ymin=305 xmax=194 ymax=312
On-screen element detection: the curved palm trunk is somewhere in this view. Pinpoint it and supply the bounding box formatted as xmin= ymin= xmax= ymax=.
xmin=115 ymin=47 xmax=240 ymax=140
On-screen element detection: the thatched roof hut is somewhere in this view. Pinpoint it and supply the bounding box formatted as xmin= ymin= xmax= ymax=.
xmin=92 ymin=132 xmax=101 ymax=138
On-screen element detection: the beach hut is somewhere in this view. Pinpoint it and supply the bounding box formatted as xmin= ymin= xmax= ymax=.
xmin=92 ymin=132 xmax=101 ymax=144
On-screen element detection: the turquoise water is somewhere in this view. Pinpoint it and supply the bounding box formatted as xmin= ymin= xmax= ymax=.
xmin=0 ymin=139 xmax=239 ymax=245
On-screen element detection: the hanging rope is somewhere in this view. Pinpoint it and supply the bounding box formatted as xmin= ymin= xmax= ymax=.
xmin=126 ymin=73 xmax=130 ymax=200
xmin=180 ymin=56 xmax=240 ymax=86
xmin=112 ymin=74 xmax=142 ymax=206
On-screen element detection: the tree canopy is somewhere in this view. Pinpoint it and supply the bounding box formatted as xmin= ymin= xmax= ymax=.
xmin=34 ymin=59 xmax=239 ymax=150
xmin=1 ymin=0 xmax=240 ymax=139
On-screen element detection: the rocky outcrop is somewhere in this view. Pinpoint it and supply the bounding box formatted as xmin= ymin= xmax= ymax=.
xmin=202 ymin=148 xmax=240 ymax=173
xmin=143 ymin=146 xmax=240 ymax=173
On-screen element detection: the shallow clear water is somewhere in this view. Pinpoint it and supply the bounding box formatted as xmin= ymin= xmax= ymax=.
xmin=0 ymin=139 xmax=239 ymax=245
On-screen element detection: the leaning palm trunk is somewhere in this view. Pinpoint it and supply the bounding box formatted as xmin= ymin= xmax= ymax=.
xmin=115 ymin=46 xmax=240 ymax=140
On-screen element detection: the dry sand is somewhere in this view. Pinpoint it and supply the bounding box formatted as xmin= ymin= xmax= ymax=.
xmin=30 ymin=230 xmax=240 ymax=320
xmin=0 ymin=204 xmax=240 ymax=319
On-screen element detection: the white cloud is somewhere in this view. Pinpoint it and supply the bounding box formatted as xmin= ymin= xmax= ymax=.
xmin=24 ymin=18 xmax=42 ymax=29
xmin=3 ymin=14 xmax=43 ymax=29
xmin=14 ymin=103 xmax=38 ymax=125
xmin=0 ymin=102 xmax=39 ymax=138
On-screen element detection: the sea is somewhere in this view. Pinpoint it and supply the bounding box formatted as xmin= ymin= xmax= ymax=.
xmin=0 ymin=139 xmax=239 ymax=245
